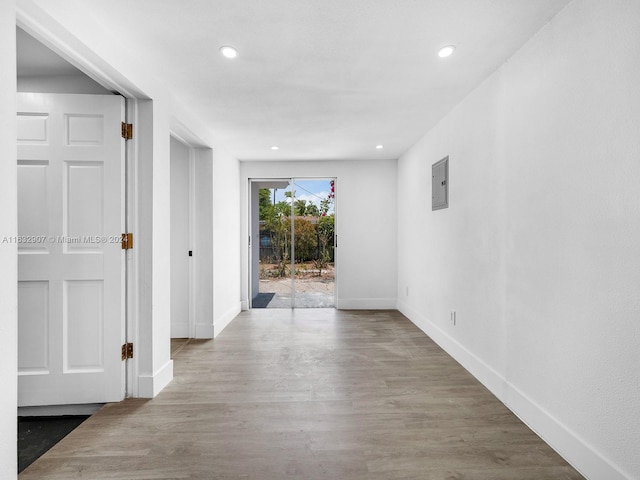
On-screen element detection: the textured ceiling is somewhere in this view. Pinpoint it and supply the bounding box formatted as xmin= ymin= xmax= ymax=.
xmin=23 ymin=0 xmax=572 ymax=161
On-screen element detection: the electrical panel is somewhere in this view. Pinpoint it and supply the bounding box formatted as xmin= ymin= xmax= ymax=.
xmin=432 ymin=156 xmax=449 ymax=211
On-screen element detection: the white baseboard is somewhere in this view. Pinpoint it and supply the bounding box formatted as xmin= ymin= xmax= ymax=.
xmin=506 ymin=384 xmax=632 ymax=480
xmin=336 ymin=297 xmax=397 ymax=310
xmin=397 ymin=301 xmax=506 ymax=399
xmin=397 ymin=300 xmax=632 ymax=480
xmin=137 ymin=359 xmax=173 ymax=398
xmin=214 ymin=302 xmax=242 ymax=337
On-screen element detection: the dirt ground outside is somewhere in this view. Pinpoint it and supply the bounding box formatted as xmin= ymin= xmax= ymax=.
xmin=259 ymin=262 xmax=335 ymax=294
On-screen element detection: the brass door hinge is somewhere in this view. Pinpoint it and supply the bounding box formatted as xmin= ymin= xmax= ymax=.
xmin=121 ymin=233 xmax=133 ymax=250
xmin=121 ymin=122 xmax=133 ymax=140
xmin=121 ymin=342 xmax=133 ymax=361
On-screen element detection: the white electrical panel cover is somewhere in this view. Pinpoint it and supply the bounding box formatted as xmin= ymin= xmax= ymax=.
xmin=432 ymin=156 xmax=449 ymax=211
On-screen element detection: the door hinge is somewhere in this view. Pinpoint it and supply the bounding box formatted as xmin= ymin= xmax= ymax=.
xmin=121 ymin=342 xmax=133 ymax=361
xmin=121 ymin=233 xmax=133 ymax=250
xmin=121 ymin=122 xmax=133 ymax=140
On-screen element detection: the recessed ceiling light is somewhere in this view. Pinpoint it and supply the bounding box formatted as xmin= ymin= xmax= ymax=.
xmin=438 ymin=45 xmax=456 ymax=58
xmin=376 ymin=145 xmax=384 ymax=150
xmin=219 ymin=45 xmax=238 ymax=59
xmin=271 ymin=146 xmax=279 ymax=150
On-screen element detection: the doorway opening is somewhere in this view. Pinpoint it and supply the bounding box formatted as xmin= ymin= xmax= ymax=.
xmin=170 ymin=135 xmax=193 ymax=338
xmin=15 ymin=25 xmax=132 ymax=470
xmin=250 ymin=178 xmax=336 ymax=309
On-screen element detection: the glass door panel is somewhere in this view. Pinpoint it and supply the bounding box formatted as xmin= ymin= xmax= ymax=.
xmin=292 ymin=178 xmax=335 ymax=308
xmin=252 ymin=179 xmax=293 ymax=308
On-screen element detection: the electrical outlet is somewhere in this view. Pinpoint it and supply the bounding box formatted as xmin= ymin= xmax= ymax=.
xmin=451 ymin=311 xmax=456 ymax=326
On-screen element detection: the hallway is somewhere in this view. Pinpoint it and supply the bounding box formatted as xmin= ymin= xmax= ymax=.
xmin=19 ymin=310 xmax=583 ymax=479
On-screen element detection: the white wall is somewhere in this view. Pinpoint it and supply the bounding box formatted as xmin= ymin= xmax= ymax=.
xmin=135 ymin=100 xmax=173 ymax=397
xmin=241 ymin=160 xmax=397 ymax=310
xmin=212 ymin=149 xmax=242 ymax=336
xmin=170 ymin=136 xmax=191 ymax=338
xmin=397 ymin=1 xmax=640 ymax=479
xmin=0 ymin=3 xmax=17 ymax=478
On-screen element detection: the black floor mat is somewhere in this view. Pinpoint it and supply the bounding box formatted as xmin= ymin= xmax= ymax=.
xmin=18 ymin=415 xmax=89 ymax=473
xmin=252 ymin=292 xmax=275 ymax=308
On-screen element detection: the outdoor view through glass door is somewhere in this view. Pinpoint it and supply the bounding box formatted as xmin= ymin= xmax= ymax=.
xmin=252 ymin=178 xmax=335 ymax=308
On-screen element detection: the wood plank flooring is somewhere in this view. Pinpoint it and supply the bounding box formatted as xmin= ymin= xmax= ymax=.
xmin=19 ymin=309 xmax=584 ymax=479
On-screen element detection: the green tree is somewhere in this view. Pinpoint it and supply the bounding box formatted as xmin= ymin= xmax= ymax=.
xmin=293 ymin=199 xmax=308 ymax=216
xmin=260 ymin=197 xmax=291 ymax=276
xmin=273 ymin=200 xmax=290 ymax=217
xmin=314 ymin=214 xmax=334 ymax=273
xmin=305 ymin=203 xmax=320 ymax=217
xmin=258 ymin=188 xmax=272 ymax=220
xmin=294 ymin=218 xmax=317 ymax=262
xmin=320 ymin=197 xmax=331 ymax=216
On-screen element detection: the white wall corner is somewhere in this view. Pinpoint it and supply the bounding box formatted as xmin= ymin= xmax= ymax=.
xmin=137 ymin=360 xmax=173 ymax=398
xmin=214 ymin=302 xmax=242 ymax=338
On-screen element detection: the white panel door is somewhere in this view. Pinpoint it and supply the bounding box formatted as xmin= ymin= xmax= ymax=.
xmin=17 ymin=93 xmax=126 ymax=406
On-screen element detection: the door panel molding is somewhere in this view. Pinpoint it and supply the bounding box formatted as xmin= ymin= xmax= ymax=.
xmin=17 ymin=92 xmax=125 ymax=407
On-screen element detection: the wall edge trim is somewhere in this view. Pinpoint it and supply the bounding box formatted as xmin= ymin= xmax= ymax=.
xmin=137 ymin=359 xmax=173 ymax=398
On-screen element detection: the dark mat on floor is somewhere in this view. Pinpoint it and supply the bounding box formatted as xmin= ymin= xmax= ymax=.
xmin=18 ymin=415 xmax=89 ymax=473
xmin=252 ymin=292 xmax=275 ymax=308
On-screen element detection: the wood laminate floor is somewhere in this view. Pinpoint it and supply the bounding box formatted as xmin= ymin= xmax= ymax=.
xmin=19 ymin=309 xmax=585 ymax=479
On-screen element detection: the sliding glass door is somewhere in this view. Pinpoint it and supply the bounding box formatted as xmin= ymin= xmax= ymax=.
xmin=251 ymin=178 xmax=335 ymax=309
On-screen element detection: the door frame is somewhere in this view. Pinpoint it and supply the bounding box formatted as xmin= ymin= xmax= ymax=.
xmin=169 ymin=133 xmax=197 ymax=339
xmin=248 ymin=177 xmax=338 ymax=309
xmin=16 ymin=14 xmax=142 ymax=401
xmin=170 ymin=125 xmax=215 ymax=339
